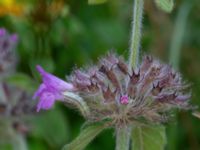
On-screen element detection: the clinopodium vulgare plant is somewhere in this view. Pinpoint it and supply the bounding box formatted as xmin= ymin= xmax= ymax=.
xmin=34 ymin=0 xmax=194 ymax=150
xmin=34 ymin=54 xmax=192 ymax=149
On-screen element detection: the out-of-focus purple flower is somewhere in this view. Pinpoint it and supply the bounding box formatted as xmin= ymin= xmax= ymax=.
xmin=10 ymin=34 xmax=18 ymax=42
xmin=0 ymin=28 xmax=6 ymax=36
xmin=0 ymin=28 xmax=18 ymax=53
xmin=0 ymin=28 xmax=18 ymax=78
xmin=0 ymin=82 xmax=35 ymax=135
xmin=34 ymin=65 xmax=75 ymax=112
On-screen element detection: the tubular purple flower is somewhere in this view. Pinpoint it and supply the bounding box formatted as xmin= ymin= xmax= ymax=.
xmin=34 ymin=65 xmax=75 ymax=112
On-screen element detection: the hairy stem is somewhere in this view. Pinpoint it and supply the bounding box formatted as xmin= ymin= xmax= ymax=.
xmin=129 ymin=0 xmax=144 ymax=69
xmin=115 ymin=126 xmax=131 ymax=150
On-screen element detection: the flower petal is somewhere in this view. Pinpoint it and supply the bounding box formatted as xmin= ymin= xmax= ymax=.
xmin=36 ymin=65 xmax=74 ymax=91
xmin=36 ymin=92 xmax=56 ymax=112
xmin=33 ymin=83 xmax=46 ymax=99
xmin=120 ymin=95 xmax=129 ymax=104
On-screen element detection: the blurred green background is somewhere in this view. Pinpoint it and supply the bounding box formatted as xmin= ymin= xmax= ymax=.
xmin=0 ymin=0 xmax=200 ymax=149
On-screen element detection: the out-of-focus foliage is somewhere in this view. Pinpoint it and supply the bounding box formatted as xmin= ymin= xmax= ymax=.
xmin=62 ymin=122 xmax=107 ymax=150
xmin=155 ymin=0 xmax=174 ymax=13
xmin=88 ymin=0 xmax=107 ymax=5
xmin=88 ymin=0 xmax=174 ymax=13
xmin=132 ymin=125 xmax=166 ymax=150
xmin=0 ymin=0 xmax=25 ymax=17
xmin=0 ymin=0 xmax=200 ymax=150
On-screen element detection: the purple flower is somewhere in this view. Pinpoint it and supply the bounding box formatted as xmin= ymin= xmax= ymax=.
xmin=70 ymin=53 xmax=192 ymax=125
xmin=0 ymin=28 xmax=18 ymax=78
xmin=120 ymin=95 xmax=129 ymax=104
xmin=0 ymin=28 xmax=6 ymax=36
xmin=33 ymin=65 xmax=75 ymax=112
xmin=0 ymin=28 xmax=18 ymax=52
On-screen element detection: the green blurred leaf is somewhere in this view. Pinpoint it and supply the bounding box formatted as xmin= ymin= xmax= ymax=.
xmin=29 ymin=138 xmax=47 ymax=150
xmin=6 ymin=73 xmax=36 ymax=92
xmin=0 ymin=121 xmax=14 ymax=144
xmin=12 ymin=133 xmax=28 ymax=150
xmin=0 ymin=144 xmax=12 ymax=150
xmin=31 ymin=109 xmax=69 ymax=148
xmin=30 ymin=57 xmax=55 ymax=79
xmin=155 ymin=0 xmax=174 ymax=13
xmin=88 ymin=0 xmax=107 ymax=5
xmin=132 ymin=125 xmax=166 ymax=150
xmin=62 ymin=122 xmax=107 ymax=150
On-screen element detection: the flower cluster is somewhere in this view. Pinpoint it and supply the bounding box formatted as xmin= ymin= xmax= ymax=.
xmin=0 ymin=83 xmax=35 ymax=134
xmin=34 ymin=53 xmax=191 ymax=126
xmin=0 ymin=28 xmax=18 ymax=79
xmin=0 ymin=79 xmax=34 ymax=120
xmin=0 ymin=28 xmax=34 ymax=135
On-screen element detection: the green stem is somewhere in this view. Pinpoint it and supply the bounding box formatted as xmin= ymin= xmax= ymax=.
xmin=12 ymin=133 xmax=28 ymax=150
xmin=129 ymin=0 xmax=144 ymax=69
xmin=167 ymin=2 xmax=191 ymax=150
xmin=169 ymin=1 xmax=191 ymax=70
xmin=115 ymin=126 xmax=131 ymax=150
xmin=0 ymin=83 xmax=6 ymax=103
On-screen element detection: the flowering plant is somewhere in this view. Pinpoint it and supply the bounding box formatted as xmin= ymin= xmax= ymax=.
xmin=34 ymin=53 xmax=192 ymax=150
xmin=32 ymin=0 xmax=196 ymax=150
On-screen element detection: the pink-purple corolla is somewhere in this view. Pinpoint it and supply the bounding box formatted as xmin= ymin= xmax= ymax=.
xmin=33 ymin=65 xmax=75 ymax=112
xmin=120 ymin=95 xmax=129 ymax=104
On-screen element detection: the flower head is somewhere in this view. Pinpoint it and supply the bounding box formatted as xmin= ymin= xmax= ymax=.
xmin=34 ymin=53 xmax=192 ymax=127
xmin=70 ymin=54 xmax=192 ymax=126
xmin=34 ymin=65 xmax=75 ymax=112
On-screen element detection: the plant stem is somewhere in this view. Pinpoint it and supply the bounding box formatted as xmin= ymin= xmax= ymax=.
xmin=115 ymin=126 xmax=131 ymax=150
xmin=169 ymin=1 xmax=191 ymax=70
xmin=129 ymin=0 xmax=144 ymax=69
xmin=12 ymin=133 xmax=28 ymax=150
xmin=167 ymin=2 xmax=191 ymax=150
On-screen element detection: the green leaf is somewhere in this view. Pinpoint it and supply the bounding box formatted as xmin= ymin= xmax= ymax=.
xmin=6 ymin=73 xmax=36 ymax=92
xmin=88 ymin=0 xmax=107 ymax=5
xmin=0 ymin=121 xmax=14 ymax=144
xmin=30 ymin=109 xmax=69 ymax=148
xmin=12 ymin=133 xmax=28 ymax=150
xmin=132 ymin=125 xmax=167 ymax=150
xmin=155 ymin=0 xmax=174 ymax=13
xmin=62 ymin=122 xmax=107 ymax=150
